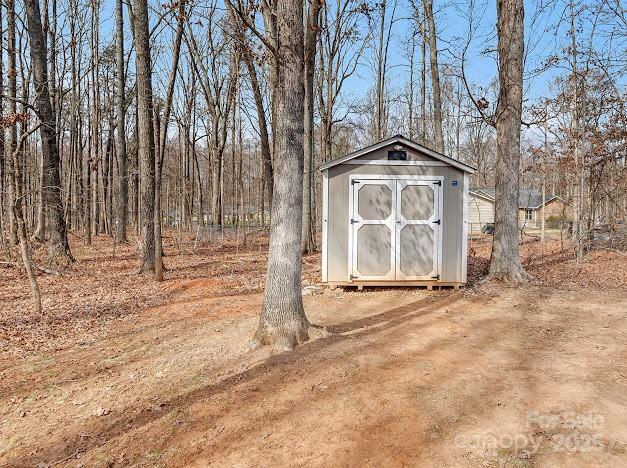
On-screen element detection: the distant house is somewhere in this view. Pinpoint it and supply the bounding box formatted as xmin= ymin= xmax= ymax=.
xmin=468 ymin=187 xmax=573 ymax=233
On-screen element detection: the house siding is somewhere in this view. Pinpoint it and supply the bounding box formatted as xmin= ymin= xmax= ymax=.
xmin=467 ymin=194 xmax=494 ymax=233
xmin=544 ymin=199 xmax=573 ymax=219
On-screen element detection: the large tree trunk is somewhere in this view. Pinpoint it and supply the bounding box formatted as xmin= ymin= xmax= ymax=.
xmin=489 ymin=0 xmax=527 ymax=282
xmin=5 ymin=0 xmax=18 ymax=247
xmin=115 ymin=0 xmax=128 ymax=243
xmin=302 ymin=0 xmax=322 ymax=254
xmin=133 ymin=0 xmax=156 ymax=273
xmin=24 ymin=0 xmax=72 ymax=264
xmin=422 ymin=0 xmax=444 ymax=153
xmin=252 ymin=0 xmax=310 ymax=352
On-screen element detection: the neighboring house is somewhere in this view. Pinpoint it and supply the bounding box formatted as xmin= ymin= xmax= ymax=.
xmin=468 ymin=187 xmax=573 ymax=233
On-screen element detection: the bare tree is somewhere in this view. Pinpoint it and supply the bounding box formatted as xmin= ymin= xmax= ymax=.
xmin=133 ymin=0 xmax=156 ymax=273
xmin=302 ymin=0 xmax=323 ymax=254
xmin=24 ymin=0 xmax=72 ymax=264
xmin=154 ymin=1 xmax=186 ymax=281
xmin=489 ymin=0 xmax=528 ymax=282
xmin=5 ymin=0 xmax=18 ymax=247
xmin=115 ymin=0 xmax=128 ymax=243
xmin=185 ymin=4 xmax=238 ymax=226
xmin=422 ymin=0 xmax=444 ymax=152
xmin=318 ymin=0 xmax=366 ymax=162
xmin=233 ymin=0 xmax=313 ymax=351
xmin=227 ymin=0 xmax=273 ymax=219
xmin=372 ymin=0 xmax=397 ymax=141
xmin=9 ymin=124 xmax=42 ymax=313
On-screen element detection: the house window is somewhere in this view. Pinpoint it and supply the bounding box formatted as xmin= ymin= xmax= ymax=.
xmin=388 ymin=150 xmax=406 ymax=161
xmin=525 ymin=209 xmax=534 ymax=221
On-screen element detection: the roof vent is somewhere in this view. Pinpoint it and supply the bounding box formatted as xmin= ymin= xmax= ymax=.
xmin=388 ymin=149 xmax=407 ymax=161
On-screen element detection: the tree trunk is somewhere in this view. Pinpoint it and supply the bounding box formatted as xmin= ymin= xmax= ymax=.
xmin=407 ymin=31 xmax=416 ymax=139
xmin=232 ymin=15 xmax=273 ymax=221
xmin=489 ymin=0 xmax=527 ymax=282
xmin=302 ymin=0 xmax=322 ymax=253
xmin=422 ymin=0 xmax=444 ymax=153
xmin=11 ymin=131 xmax=42 ymax=313
xmin=115 ymin=0 xmax=128 ymax=243
xmin=154 ymin=0 xmax=185 ymax=281
xmin=6 ymin=0 xmax=18 ymax=247
xmin=133 ymin=0 xmax=156 ymax=273
xmin=419 ymin=15 xmax=427 ymax=144
xmin=24 ymin=0 xmax=72 ymax=264
xmin=90 ymin=0 xmax=101 ymax=239
xmin=252 ymin=0 xmax=311 ymax=352
xmin=569 ymin=0 xmax=584 ymax=261
xmin=374 ymin=1 xmax=387 ymax=141
xmin=0 ymin=4 xmax=4 ymax=251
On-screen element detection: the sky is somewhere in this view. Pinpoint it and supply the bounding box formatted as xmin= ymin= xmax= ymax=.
xmin=86 ymin=0 xmax=626 ymax=142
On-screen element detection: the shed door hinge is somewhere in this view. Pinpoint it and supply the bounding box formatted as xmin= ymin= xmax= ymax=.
xmin=431 ymin=274 xmax=440 ymax=280
xmin=351 ymin=180 xmax=361 ymax=185
xmin=351 ymin=218 xmax=359 ymax=224
xmin=434 ymin=180 xmax=442 ymax=186
xmin=432 ymin=219 xmax=441 ymax=225
xmin=350 ymin=274 xmax=358 ymax=280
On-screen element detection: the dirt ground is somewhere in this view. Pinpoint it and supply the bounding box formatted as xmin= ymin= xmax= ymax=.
xmin=0 ymin=232 xmax=626 ymax=467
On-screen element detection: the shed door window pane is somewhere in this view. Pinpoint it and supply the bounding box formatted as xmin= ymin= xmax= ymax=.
xmin=358 ymin=184 xmax=392 ymax=220
xmin=357 ymin=225 xmax=392 ymax=276
xmin=400 ymin=224 xmax=434 ymax=277
xmin=401 ymin=185 xmax=434 ymax=220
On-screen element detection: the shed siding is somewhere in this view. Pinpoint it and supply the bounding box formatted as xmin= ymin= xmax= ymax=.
xmin=327 ymin=162 xmax=466 ymax=283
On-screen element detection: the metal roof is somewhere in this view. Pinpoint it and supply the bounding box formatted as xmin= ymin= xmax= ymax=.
xmin=319 ymin=135 xmax=476 ymax=174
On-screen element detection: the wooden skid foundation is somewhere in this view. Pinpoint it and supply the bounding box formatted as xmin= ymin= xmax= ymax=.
xmin=327 ymin=281 xmax=464 ymax=291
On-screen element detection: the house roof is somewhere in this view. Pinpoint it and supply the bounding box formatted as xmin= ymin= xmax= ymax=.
xmin=318 ymin=134 xmax=476 ymax=174
xmin=470 ymin=187 xmax=571 ymax=209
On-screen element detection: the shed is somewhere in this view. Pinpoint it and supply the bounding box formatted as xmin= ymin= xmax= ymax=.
xmin=319 ymin=135 xmax=475 ymax=288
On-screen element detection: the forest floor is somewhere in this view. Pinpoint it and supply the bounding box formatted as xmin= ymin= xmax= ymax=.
xmin=0 ymin=231 xmax=626 ymax=467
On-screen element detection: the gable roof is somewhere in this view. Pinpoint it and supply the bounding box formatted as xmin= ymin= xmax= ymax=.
xmin=470 ymin=187 xmax=572 ymax=209
xmin=319 ymin=134 xmax=476 ymax=174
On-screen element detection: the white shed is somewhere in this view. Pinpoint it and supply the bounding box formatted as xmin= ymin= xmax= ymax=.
xmin=319 ymin=135 xmax=476 ymax=289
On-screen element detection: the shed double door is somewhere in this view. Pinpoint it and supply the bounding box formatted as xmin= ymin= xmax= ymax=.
xmin=350 ymin=178 xmax=441 ymax=281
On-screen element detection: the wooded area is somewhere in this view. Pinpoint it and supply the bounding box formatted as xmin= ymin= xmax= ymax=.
xmin=0 ymin=0 xmax=625 ymax=339
xmin=0 ymin=1 xmax=626 ymax=464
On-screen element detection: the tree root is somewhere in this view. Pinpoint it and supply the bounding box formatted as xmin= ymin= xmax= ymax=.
xmin=484 ymin=268 xmax=533 ymax=285
xmin=250 ymin=321 xmax=330 ymax=353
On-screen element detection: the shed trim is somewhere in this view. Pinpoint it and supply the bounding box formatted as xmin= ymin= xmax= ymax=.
xmin=462 ymin=173 xmax=469 ymax=283
xmin=343 ymin=160 xmax=450 ymax=167
xmin=319 ymin=135 xmax=476 ymax=174
xmin=469 ymin=190 xmax=496 ymax=203
xmin=321 ymin=169 xmax=329 ymax=282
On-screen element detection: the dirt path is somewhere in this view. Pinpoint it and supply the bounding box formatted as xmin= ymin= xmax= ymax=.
xmin=1 ymin=281 xmax=625 ymax=467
